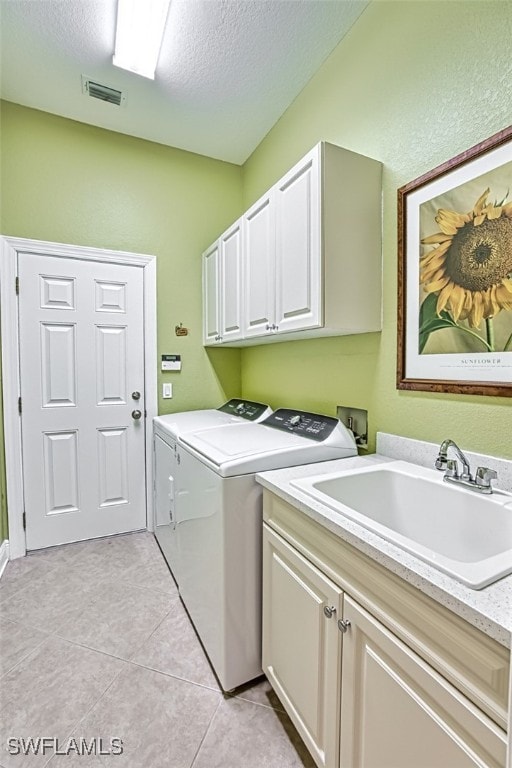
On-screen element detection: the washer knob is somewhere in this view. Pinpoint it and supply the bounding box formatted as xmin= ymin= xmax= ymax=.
xmin=290 ymin=415 xmax=301 ymax=426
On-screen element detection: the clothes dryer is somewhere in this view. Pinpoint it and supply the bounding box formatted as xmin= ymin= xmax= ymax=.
xmin=153 ymin=399 xmax=271 ymax=582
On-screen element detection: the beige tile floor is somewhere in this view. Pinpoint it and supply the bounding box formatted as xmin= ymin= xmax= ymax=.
xmin=0 ymin=531 xmax=315 ymax=768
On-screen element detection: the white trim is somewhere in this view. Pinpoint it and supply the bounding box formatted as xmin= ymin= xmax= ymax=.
xmin=0 ymin=540 xmax=9 ymax=578
xmin=0 ymin=235 xmax=157 ymax=557
xmin=143 ymin=257 xmax=157 ymax=532
xmin=0 ymin=238 xmax=24 ymax=559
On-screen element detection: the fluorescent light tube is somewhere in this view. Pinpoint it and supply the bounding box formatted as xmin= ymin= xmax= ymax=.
xmin=113 ymin=0 xmax=172 ymax=80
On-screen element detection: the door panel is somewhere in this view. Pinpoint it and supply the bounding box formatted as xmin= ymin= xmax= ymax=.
xmin=41 ymin=323 xmax=77 ymax=406
xmin=96 ymin=325 xmax=127 ymax=404
xmin=19 ymin=252 xmax=146 ymax=549
xmin=97 ymin=427 xmax=129 ymax=507
xmin=43 ymin=431 xmax=80 ymax=515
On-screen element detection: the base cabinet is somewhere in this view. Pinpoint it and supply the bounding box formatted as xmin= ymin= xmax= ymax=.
xmin=340 ymin=595 xmax=506 ymax=768
xmin=263 ymin=525 xmax=342 ymax=768
xmin=262 ymin=521 xmax=508 ymax=768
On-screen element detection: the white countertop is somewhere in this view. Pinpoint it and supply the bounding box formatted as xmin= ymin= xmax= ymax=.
xmin=256 ymin=453 xmax=512 ymax=649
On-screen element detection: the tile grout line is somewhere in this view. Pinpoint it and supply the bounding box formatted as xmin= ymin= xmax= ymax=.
xmin=41 ymin=649 xmax=131 ymax=768
xmin=125 ymin=602 xmax=176 ymax=662
xmin=52 ymin=627 xmax=224 ymax=697
xmin=0 ymin=624 xmax=49 ymax=681
xmin=188 ymin=694 xmax=224 ymax=768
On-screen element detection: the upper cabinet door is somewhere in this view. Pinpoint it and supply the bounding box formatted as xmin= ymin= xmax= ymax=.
xmin=202 ymin=241 xmax=221 ymax=345
xmin=274 ymin=145 xmax=322 ymax=334
xmin=220 ymin=219 xmax=243 ymax=343
xmin=243 ymin=192 xmax=275 ymax=338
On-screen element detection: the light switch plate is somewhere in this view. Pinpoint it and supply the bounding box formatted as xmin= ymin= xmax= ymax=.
xmin=162 ymin=383 xmax=173 ymax=399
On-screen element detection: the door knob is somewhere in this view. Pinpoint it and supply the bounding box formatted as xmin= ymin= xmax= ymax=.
xmin=132 ymin=391 xmax=141 ymax=400
xmin=132 ymin=410 xmax=142 ymax=420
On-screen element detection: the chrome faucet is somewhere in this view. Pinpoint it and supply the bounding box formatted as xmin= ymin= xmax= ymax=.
xmin=435 ymin=439 xmax=497 ymax=494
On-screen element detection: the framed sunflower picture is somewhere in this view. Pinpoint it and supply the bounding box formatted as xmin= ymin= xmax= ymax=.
xmin=397 ymin=125 xmax=512 ymax=396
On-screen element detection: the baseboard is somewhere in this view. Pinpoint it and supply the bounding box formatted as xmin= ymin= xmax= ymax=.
xmin=0 ymin=540 xmax=9 ymax=579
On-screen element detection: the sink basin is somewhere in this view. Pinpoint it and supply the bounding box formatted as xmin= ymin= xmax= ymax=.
xmin=291 ymin=460 xmax=512 ymax=589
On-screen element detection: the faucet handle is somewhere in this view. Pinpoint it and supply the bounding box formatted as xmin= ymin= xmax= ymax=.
xmin=444 ymin=459 xmax=459 ymax=478
xmin=475 ymin=467 xmax=498 ymax=489
xmin=435 ymin=455 xmax=447 ymax=471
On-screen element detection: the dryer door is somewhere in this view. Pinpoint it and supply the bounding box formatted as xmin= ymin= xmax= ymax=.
xmin=154 ymin=434 xmax=179 ymax=583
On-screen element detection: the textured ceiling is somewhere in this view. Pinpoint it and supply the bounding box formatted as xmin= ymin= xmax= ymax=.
xmin=0 ymin=0 xmax=369 ymax=164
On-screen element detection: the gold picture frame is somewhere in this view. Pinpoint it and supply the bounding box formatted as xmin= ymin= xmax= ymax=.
xmin=397 ymin=125 xmax=512 ymax=397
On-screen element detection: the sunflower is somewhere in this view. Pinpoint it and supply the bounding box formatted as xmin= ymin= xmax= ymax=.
xmin=420 ymin=188 xmax=512 ymax=328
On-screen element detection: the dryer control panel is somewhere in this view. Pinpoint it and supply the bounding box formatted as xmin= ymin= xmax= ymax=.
xmin=217 ymin=399 xmax=270 ymax=421
xmin=261 ymin=409 xmax=339 ymax=442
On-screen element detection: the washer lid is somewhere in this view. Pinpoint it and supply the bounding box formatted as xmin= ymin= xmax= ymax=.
xmin=180 ymin=410 xmax=357 ymax=477
xmin=183 ymin=422 xmax=307 ymax=459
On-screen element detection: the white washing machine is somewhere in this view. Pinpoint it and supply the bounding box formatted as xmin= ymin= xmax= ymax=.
xmin=153 ymin=399 xmax=271 ymax=583
xmin=176 ymin=408 xmax=357 ymax=691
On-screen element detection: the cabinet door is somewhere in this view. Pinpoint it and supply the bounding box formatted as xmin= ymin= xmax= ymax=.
xmin=274 ymin=145 xmax=322 ymax=334
xmin=202 ymin=241 xmax=221 ymax=345
xmin=243 ymin=192 xmax=275 ymax=338
xmin=220 ymin=219 xmax=243 ymax=342
xmin=339 ymin=596 xmax=507 ymax=768
xmin=263 ymin=524 xmax=342 ymax=768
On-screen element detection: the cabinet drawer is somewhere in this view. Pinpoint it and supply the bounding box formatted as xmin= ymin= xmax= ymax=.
xmin=263 ymin=491 xmax=510 ymax=729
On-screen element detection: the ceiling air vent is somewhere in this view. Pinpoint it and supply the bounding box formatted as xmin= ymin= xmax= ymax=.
xmin=82 ymin=76 xmax=126 ymax=107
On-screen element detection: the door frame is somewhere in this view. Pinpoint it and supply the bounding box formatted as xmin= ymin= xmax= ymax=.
xmin=0 ymin=236 xmax=157 ymax=559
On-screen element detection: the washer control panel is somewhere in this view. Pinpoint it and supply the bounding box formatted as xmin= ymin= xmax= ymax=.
xmin=217 ymin=399 xmax=269 ymax=421
xmin=262 ymin=409 xmax=339 ymax=442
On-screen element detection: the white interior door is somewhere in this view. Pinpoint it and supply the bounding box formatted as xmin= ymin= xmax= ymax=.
xmin=18 ymin=252 xmax=147 ymax=550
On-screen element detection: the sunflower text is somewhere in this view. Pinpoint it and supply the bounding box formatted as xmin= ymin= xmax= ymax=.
xmin=460 ymin=358 xmax=502 ymax=366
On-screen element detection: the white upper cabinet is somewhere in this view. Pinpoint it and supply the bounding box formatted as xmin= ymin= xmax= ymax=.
xmin=203 ymin=142 xmax=382 ymax=346
xmin=202 ymin=218 xmax=243 ymax=345
xmin=202 ymin=241 xmax=221 ymax=344
xmin=243 ymin=191 xmax=275 ymax=338
xmin=220 ymin=219 xmax=243 ymax=343
xmin=274 ymin=146 xmax=321 ymax=335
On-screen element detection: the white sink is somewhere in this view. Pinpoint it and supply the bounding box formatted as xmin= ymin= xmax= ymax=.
xmin=291 ymin=460 xmax=512 ymax=589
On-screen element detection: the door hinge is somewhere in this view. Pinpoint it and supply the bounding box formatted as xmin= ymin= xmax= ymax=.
xmin=15 ymin=276 xmax=19 ymax=295
xmin=18 ymin=396 xmax=22 ymax=414
xmin=22 ymin=511 xmax=26 ymax=530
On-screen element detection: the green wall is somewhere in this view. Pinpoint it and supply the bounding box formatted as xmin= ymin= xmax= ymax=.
xmin=1 ymin=0 xmax=512 ymax=542
xmin=241 ymin=0 xmax=512 ymax=459
xmin=0 ymin=102 xmax=243 ymax=540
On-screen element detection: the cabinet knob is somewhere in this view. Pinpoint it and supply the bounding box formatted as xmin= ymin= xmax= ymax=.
xmin=323 ymin=605 xmax=336 ymax=619
xmin=338 ymin=618 xmax=351 ymax=633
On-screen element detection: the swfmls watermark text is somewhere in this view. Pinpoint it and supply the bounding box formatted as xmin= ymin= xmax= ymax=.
xmin=7 ymin=737 xmax=124 ymax=757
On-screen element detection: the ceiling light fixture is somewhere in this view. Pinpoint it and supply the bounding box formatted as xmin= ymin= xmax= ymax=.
xmin=113 ymin=0 xmax=172 ymax=80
